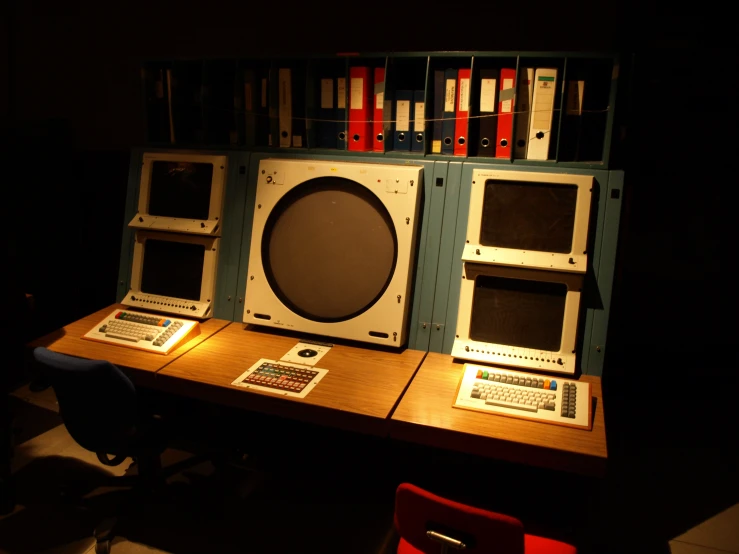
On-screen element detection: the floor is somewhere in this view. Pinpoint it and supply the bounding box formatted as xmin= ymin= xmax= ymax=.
xmin=2 ymin=383 xmax=738 ymax=554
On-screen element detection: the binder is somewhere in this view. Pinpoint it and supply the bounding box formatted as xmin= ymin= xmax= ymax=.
xmin=171 ymin=62 xmax=204 ymax=145
xmin=291 ymin=67 xmax=306 ymax=148
xmin=256 ymin=75 xmax=270 ymax=146
xmin=559 ymin=79 xmax=584 ymax=161
xmin=526 ymin=68 xmax=558 ymax=160
xmin=454 ymin=68 xmax=471 ymax=156
xmin=143 ymin=67 xmax=169 ymax=143
xmin=477 ymin=68 xmax=498 ymax=157
xmin=348 ymin=66 xmax=372 ymax=152
xmin=431 ymin=70 xmax=444 ymax=154
xmin=579 ymin=76 xmax=608 ymax=162
xmin=513 ymin=67 xmax=533 ymax=159
xmin=373 ymin=68 xmax=385 ymax=152
xmin=442 ymin=69 xmax=457 ymax=155
xmin=495 ymin=68 xmax=516 ymax=158
xmin=412 ymin=90 xmax=425 ymax=152
xmin=394 ymin=90 xmax=413 ymax=151
xmin=317 ymin=77 xmax=335 ymax=148
xmin=243 ymin=69 xmax=258 ymax=146
xmin=336 ymin=76 xmax=347 ymax=150
xmin=278 ymin=68 xmax=292 ymax=148
xmin=268 ymin=67 xmax=279 ymax=147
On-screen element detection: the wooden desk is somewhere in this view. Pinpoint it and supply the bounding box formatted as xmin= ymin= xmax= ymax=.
xmin=28 ymin=304 xmax=230 ymax=387
xmin=390 ymin=353 xmax=607 ymax=476
xmin=155 ymin=323 xmax=427 ymax=436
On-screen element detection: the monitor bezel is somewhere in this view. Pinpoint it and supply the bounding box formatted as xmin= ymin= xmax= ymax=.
xmin=452 ymin=263 xmax=583 ymax=375
xmin=243 ymin=158 xmax=423 ymax=347
xmin=122 ymin=230 xmax=219 ymax=319
xmin=462 ymin=169 xmax=593 ymax=273
xmin=129 ymin=152 xmax=227 ymax=235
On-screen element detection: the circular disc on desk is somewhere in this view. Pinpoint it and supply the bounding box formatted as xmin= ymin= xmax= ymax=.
xmin=298 ymin=349 xmax=319 ymax=358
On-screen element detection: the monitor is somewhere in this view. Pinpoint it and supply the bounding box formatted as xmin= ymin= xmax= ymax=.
xmin=129 ymin=152 xmax=227 ymax=235
xmin=462 ymin=169 xmax=593 ymax=273
xmin=243 ymin=158 xmax=423 ymax=347
xmin=122 ymin=230 xmax=219 ymax=319
xmin=452 ymin=263 xmax=583 ymax=375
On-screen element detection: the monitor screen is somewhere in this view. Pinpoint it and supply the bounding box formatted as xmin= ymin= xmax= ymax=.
xmin=469 ymin=274 xmax=567 ymax=351
xmin=148 ymin=161 xmax=214 ymax=220
xmin=480 ymin=179 xmax=578 ymax=254
xmin=140 ymin=238 xmax=205 ymax=301
xmin=261 ymin=177 xmax=397 ymax=322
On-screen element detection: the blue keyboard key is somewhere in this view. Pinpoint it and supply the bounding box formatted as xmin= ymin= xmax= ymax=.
xmin=550 ymin=380 xmax=557 ymax=391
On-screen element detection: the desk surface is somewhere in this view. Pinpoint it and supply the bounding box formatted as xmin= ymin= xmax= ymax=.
xmin=390 ymin=353 xmax=608 ymax=476
xmin=28 ymin=304 xmax=230 ymax=385
xmin=155 ymin=323 xmax=427 ymax=435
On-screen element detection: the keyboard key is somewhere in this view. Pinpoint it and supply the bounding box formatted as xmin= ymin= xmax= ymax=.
xmin=485 ymin=397 xmax=538 ymax=413
xmin=106 ymin=332 xmax=139 ymax=342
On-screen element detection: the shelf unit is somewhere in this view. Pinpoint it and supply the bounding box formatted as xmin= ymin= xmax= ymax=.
xmin=141 ymin=52 xmax=620 ymax=170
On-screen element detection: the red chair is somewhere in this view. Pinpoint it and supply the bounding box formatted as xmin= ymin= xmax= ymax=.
xmin=394 ymin=483 xmax=576 ymax=554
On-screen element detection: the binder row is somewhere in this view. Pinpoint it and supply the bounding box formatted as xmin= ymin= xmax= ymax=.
xmin=142 ymin=57 xmax=612 ymax=164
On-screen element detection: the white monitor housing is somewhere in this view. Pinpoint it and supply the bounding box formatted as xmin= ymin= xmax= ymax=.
xmin=452 ymin=264 xmax=583 ymax=375
xmin=122 ymin=230 xmax=219 ymax=319
xmin=129 ymin=152 xmax=227 ymax=235
xmin=453 ymin=168 xmax=595 ymax=375
xmin=244 ymin=158 xmax=423 ymax=347
xmin=462 ymin=168 xmax=593 ymax=273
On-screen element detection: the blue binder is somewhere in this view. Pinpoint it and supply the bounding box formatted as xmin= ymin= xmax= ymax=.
xmin=394 ymin=89 xmax=413 ymax=151
xmin=318 ymin=77 xmax=335 ymax=148
xmin=335 ymin=76 xmax=347 ymax=150
xmin=442 ymin=68 xmax=457 ymax=155
xmin=412 ymin=90 xmax=426 ymax=153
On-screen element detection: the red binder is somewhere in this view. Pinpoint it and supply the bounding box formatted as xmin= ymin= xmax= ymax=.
xmin=373 ymin=68 xmax=385 ymax=152
xmin=454 ymin=68 xmax=471 ymax=156
xmin=495 ymin=68 xmax=516 ymax=158
xmin=348 ymin=66 xmax=372 ymax=152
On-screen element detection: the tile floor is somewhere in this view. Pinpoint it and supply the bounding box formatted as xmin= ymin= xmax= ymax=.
xmin=2 ymin=385 xmax=738 ymax=554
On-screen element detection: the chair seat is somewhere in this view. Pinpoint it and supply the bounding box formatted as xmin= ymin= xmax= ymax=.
xmin=524 ymin=534 xmax=577 ymax=554
xmin=398 ymin=534 xmax=576 ymax=554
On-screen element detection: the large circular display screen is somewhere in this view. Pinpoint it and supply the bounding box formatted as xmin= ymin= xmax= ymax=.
xmin=262 ymin=177 xmax=398 ymax=322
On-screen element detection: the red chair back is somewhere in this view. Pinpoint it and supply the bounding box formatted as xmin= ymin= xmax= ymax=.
xmin=394 ymin=483 xmax=526 ymax=554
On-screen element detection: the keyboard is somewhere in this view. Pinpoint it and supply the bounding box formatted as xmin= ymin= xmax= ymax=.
xmin=82 ymin=309 xmax=200 ymax=355
xmin=453 ymin=363 xmax=592 ymax=430
xmin=231 ymin=358 xmax=329 ymax=399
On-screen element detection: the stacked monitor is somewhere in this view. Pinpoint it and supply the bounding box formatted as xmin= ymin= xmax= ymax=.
xmin=243 ymin=158 xmax=423 ymax=347
xmin=452 ymin=169 xmax=594 ymax=375
xmin=122 ymin=152 xmax=228 ymax=319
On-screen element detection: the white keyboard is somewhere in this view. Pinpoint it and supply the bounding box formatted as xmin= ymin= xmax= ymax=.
xmin=231 ymin=359 xmax=328 ymax=399
xmin=453 ymin=363 xmax=592 ymax=430
xmin=82 ymin=309 xmax=200 ymax=355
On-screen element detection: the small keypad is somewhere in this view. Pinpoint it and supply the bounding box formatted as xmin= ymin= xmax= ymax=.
xmin=561 ymin=382 xmax=577 ymax=419
xmin=242 ymin=363 xmax=318 ymax=393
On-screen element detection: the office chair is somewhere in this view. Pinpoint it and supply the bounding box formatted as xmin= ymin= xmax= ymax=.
xmin=31 ymin=347 xmax=167 ymax=554
xmin=394 ymin=483 xmax=577 ymax=554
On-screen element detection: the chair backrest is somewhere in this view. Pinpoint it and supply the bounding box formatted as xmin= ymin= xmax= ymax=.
xmin=395 ymin=483 xmax=525 ymax=554
xmin=32 ymin=347 xmax=138 ymax=455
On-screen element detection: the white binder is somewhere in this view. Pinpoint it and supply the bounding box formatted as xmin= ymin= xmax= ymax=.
xmin=526 ymin=68 xmax=558 ymax=160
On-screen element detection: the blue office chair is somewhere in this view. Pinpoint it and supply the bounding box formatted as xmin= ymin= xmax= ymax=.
xmin=32 ymin=347 xmax=167 ymax=553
